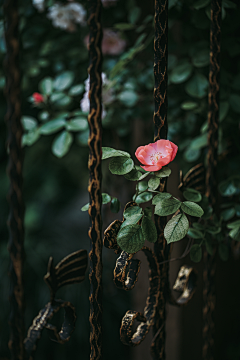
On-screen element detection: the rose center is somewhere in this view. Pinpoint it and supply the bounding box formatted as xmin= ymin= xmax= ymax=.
xmin=150 ymin=151 xmax=162 ymax=164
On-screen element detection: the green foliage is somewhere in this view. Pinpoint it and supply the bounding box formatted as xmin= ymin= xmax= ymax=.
xmin=109 ymin=157 xmax=134 ymax=175
xmin=154 ymin=198 xmax=181 ymax=216
xmin=117 ymin=224 xmax=145 ymax=253
xmin=181 ymin=201 xmax=204 ymax=217
xmin=142 ymin=215 xmax=157 ymax=243
xmin=164 ymin=213 xmax=189 ymax=244
xmin=190 ymin=244 xmax=202 ymax=262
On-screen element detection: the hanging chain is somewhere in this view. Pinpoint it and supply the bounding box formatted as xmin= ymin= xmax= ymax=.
xmin=151 ymin=0 xmax=169 ymax=359
xmin=203 ymin=1 xmax=221 ymax=359
xmin=3 ymin=0 xmax=25 ymax=359
xmin=87 ymin=0 xmax=103 ymax=359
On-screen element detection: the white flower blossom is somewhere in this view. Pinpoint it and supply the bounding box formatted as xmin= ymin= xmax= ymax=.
xmin=80 ymin=73 xmax=114 ymax=119
xmin=47 ymin=3 xmax=86 ymax=32
xmin=32 ymin=0 xmax=45 ymax=12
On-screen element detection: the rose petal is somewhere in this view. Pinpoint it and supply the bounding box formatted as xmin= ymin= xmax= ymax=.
xmin=141 ymin=164 xmax=163 ymax=172
xmin=169 ymin=141 xmax=178 ymax=161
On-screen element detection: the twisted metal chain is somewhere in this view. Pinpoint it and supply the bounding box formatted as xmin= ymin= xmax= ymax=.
xmin=3 ymin=0 xmax=25 ymax=359
xmin=87 ymin=0 xmax=103 ymax=359
xmin=151 ymin=0 xmax=169 ymax=359
xmin=203 ymin=1 xmax=221 ymax=359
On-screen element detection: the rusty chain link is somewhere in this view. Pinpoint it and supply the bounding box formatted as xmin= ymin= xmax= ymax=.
xmin=87 ymin=0 xmax=103 ymax=359
xmin=203 ymin=0 xmax=222 ymax=359
xmin=3 ymin=0 xmax=25 ymax=359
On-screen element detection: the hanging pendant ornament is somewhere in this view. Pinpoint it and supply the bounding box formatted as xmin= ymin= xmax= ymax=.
xmin=87 ymin=0 xmax=103 ymax=359
xmin=203 ymin=0 xmax=222 ymax=359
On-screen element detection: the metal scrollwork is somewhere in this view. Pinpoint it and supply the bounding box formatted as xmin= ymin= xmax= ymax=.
xmin=169 ymin=265 xmax=197 ymax=306
xmin=24 ymin=250 xmax=88 ymax=359
xmin=103 ymin=202 xmax=161 ymax=348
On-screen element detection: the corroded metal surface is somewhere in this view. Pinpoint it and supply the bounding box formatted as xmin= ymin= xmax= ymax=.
xmin=3 ymin=0 xmax=25 ymax=358
xmin=24 ymin=250 xmax=88 ymax=360
xmin=87 ymin=0 xmax=103 ymax=359
xmin=169 ymin=265 xmax=197 ymax=306
xmin=152 ymin=0 xmax=168 ymax=358
xmin=203 ymin=1 xmax=221 ymax=359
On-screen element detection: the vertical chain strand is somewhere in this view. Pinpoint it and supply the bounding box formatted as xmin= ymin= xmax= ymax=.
xmin=151 ymin=1 xmax=168 ymax=359
xmin=3 ymin=0 xmax=25 ymax=359
xmin=203 ymin=1 xmax=221 ymax=359
xmin=87 ymin=0 xmax=103 ymax=359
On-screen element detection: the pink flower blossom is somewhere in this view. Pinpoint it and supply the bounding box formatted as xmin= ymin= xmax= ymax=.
xmin=32 ymin=92 xmax=44 ymax=104
xmin=135 ymin=140 xmax=178 ymax=172
xmin=84 ymin=29 xmax=126 ymax=56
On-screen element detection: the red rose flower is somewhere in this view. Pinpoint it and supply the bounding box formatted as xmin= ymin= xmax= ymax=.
xmin=32 ymin=92 xmax=44 ymax=104
xmin=135 ymin=139 xmax=178 ymax=172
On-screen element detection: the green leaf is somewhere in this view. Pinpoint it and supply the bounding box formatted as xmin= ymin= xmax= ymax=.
xmin=39 ymin=77 xmax=53 ymax=95
xmin=184 ymin=147 xmax=201 ymax=162
xmin=187 ymin=228 xmax=204 ymax=239
xmin=135 ymin=192 xmax=153 ymax=204
xmin=109 ymin=156 xmax=134 ymax=175
xmin=219 ymin=180 xmax=237 ymax=196
xmin=155 ymin=198 xmax=181 ymax=216
xmin=192 ymin=223 xmax=204 ymax=230
xmin=152 ymin=193 xmax=172 ymax=204
xmin=81 ymin=203 xmax=89 ymax=211
xmin=124 ymin=205 xmax=142 ymax=218
xmin=51 ymin=131 xmax=73 ymax=158
xmin=22 ymin=129 xmax=40 ymax=147
xmin=54 ymin=71 xmax=74 ymax=91
xmin=114 ymin=23 xmax=136 ymax=30
xmin=170 ymin=62 xmax=193 ymax=84
xmin=39 ymin=119 xmax=66 ymax=135
xmin=164 ymin=213 xmax=189 ymax=244
xmin=38 ymin=111 xmax=49 ymax=122
xmin=142 ymin=216 xmax=157 ymax=243
xmin=139 ymin=172 xmax=150 ymax=181
xmin=190 ymin=134 xmax=208 ymax=150
xmin=102 ymin=193 xmax=111 ymax=204
xmin=185 ymin=73 xmax=208 ymax=98
xmin=21 ymin=116 xmax=38 ymax=131
xmin=190 ymin=244 xmax=202 ymax=262
xmin=181 ymin=101 xmax=198 ymax=110
xmin=121 ymin=213 xmax=143 ymax=229
xmin=68 ymin=84 xmax=84 ymax=96
xmin=183 ymin=190 xmax=202 ymax=202
xmin=181 ymin=201 xmax=204 ymax=217
xmin=77 ymin=129 xmax=89 ymax=146
xmin=148 ymin=177 xmax=160 ymax=190
xmin=124 ymin=168 xmax=142 ymax=181
xmin=205 ymin=238 xmax=213 ymax=255
xmin=50 ymin=92 xmax=65 ymax=102
xmin=144 ymin=207 xmax=152 ymax=218
xmin=206 ymin=225 xmax=221 ymax=234
xmin=118 ymin=90 xmax=139 ymax=107
xmin=192 ymin=49 xmax=209 ymax=67
xmin=218 ymin=243 xmax=229 ymax=261
xmin=229 ymin=94 xmax=240 ymax=114
xmin=221 ymin=207 xmax=235 ymax=221
xmin=117 ymin=224 xmax=145 ymax=253
xmin=110 ymin=198 xmax=121 ymax=213
xmin=66 ymin=118 xmax=88 ymax=132
xmin=227 ymin=219 xmax=240 ymax=229
xmin=229 ymin=227 xmax=240 ymax=241
xmin=102 ymin=147 xmax=130 ymax=160
xmin=155 ymin=167 xmax=172 ymax=178
xmin=137 ymin=181 xmax=148 ymax=192
xmin=220 ymin=101 xmax=229 ymax=122
xmin=193 ymin=0 xmax=210 ymax=9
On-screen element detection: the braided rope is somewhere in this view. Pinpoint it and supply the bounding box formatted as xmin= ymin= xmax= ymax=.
xmin=87 ymin=0 xmax=103 ymax=359
xmin=151 ymin=0 xmax=168 ymax=359
xmin=4 ymin=0 xmax=25 ymax=359
xmin=203 ymin=1 xmax=221 ymax=359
